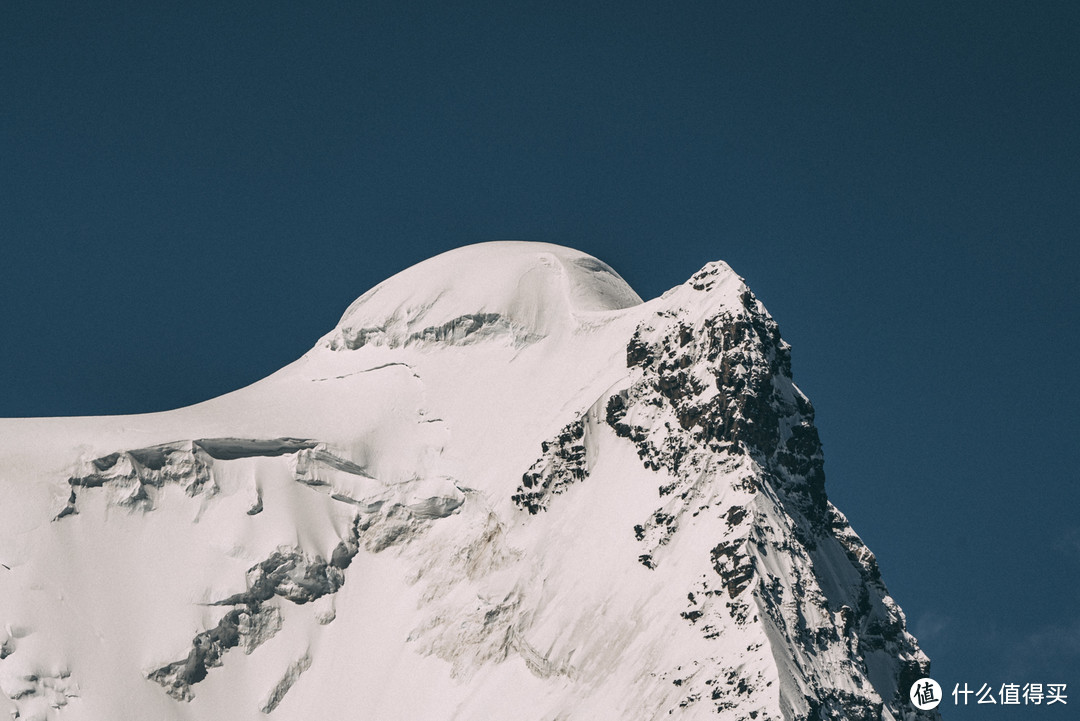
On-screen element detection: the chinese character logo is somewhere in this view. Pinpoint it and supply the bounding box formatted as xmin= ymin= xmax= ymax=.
xmin=950 ymin=680 xmax=1067 ymax=706
xmin=911 ymin=677 xmax=942 ymax=710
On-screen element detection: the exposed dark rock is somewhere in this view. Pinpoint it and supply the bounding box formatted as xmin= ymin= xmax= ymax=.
xmin=710 ymin=541 xmax=755 ymax=598
xmin=512 ymin=417 xmax=588 ymax=513
xmin=725 ymin=505 xmax=748 ymax=528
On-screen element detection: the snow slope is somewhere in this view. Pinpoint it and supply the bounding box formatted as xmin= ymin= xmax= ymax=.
xmin=0 ymin=242 xmax=938 ymax=720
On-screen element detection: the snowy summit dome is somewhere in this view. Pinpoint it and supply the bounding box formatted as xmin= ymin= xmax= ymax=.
xmin=326 ymin=242 xmax=643 ymax=350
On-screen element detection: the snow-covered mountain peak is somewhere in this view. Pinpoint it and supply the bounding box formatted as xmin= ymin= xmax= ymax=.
xmin=0 ymin=244 xmax=938 ymax=721
xmin=687 ymin=259 xmax=743 ymax=291
xmin=325 ymin=241 xmax=643 ymax=350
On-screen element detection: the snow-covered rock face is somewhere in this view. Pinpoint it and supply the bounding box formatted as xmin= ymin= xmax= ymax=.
xmin=325 ymin=241 xmax=643 ymax=349
xmin=0 ymin=242 xmax=938 ymax=720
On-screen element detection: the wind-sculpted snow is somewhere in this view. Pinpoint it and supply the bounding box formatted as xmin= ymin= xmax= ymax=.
xmin=260 ymin=652 xmax=312 ymax=714
xmin=59 ymin=438 xmax=464 ymax=522
xmin=0 ymin=242 xmax=937 ymax=720
xmin=42 ymin=435 xmax=468 ymax=711
xmin=330 ymin=311 xmax=549 ymax=350
xmin=324 ymin=241 xmax=642 ymax=350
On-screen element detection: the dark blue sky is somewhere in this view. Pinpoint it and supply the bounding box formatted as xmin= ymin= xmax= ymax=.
xmin=3 ymin=1 xmax=1077 ymax=712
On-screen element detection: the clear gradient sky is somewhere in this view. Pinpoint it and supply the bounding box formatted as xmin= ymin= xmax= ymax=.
xmin=3 ymin=2 xmax=1077 ymax=714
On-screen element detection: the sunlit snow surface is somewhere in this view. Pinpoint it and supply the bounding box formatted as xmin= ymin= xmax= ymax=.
xmin=0 ymin=242 xmax=936 ymax=720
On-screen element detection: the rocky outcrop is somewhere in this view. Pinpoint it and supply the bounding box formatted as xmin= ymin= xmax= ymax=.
xmin=512 ymin=417 xmax=589 ymax=514
xmin=583 ymin=262 xmax=934 ymax=720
